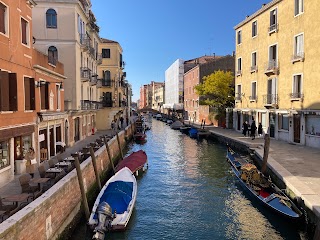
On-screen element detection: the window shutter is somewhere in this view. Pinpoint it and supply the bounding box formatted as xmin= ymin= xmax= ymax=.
xmin=21 ymin=18 xmax=27 ymax=44
xmin=30 ymin=78 xmax=35 ymax=110
xmin=41 ymin=84 xmax=45 ymax=110
xmin=45 ymin=83 xmax=49 ymax=109
xmin=0 ymin=71 xmax=10 ymax=111
xmin=24 ymin=77 xmax=31 ymax=110
xmin=9 ymin=73 xmax=17 ymax=111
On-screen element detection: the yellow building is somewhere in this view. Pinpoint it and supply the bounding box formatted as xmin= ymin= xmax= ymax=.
xmin=234 ymin=0 xmax=320 ymax=148
xmin=96 ymin=38 xmax=130 ymax=130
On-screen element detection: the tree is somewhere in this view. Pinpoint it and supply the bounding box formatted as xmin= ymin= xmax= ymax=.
xmin=194 ymin=70 xmax=234 ymax=122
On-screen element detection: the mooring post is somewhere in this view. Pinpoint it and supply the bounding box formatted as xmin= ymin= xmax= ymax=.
xmin=89 ymin=145 xmax=101 ymax=190
xmin=116 ymin=131 xmax=124 ymax=160
xmin=74 ymin=155 xmax=90 ymax=220
xmin=261 ymin=133 xmax=270 ymax=174
xmin=103 ymin=137 xmax=116 ymax=173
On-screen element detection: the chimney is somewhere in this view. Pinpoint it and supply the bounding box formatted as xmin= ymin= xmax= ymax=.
xmin=262 ymin=3 xmax=266 ymax=7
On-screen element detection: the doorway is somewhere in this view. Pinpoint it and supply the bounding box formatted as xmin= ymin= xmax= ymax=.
xmin=293 ymin=114 xmax=301 ymax=143
xmin=269 ymin=113 xmax=276 ymax=138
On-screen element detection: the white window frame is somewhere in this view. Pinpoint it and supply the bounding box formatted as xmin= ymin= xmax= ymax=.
xmin=251 ymin=51 xmax=257 ymax=72
xmin=237 ymin=57 xmax=242 ymax=76
xmin=236 ymin=84 xmax=242 ymax=101
xmin=252 ymin=20 xmax=257 ymax=38
xmin=237 ymin=29 xmax=242 ymax=45
xmin=294 ymin=0 xmax=304 ymax=17
xmin=293 ymin=33 xmax=304 ymax=62
xmin=269 ymin=8 xmax=278 ymax=34
xmin=0 ymin=1 xmax=9 ymax=37
xmin=20 ymin=16 xmax=30 ymax=47
xmin=56 ymin=83 xmax=61 ymax=110
xmin=292 ymin=73 xmax=303 ymax=99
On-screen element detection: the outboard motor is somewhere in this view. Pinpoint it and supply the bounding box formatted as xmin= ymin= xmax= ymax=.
xmin=92 ymin=202 xmax=113 ymax=240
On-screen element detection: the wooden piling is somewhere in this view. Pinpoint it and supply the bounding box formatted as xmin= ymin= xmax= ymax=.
xmin=73 ymin=155 xmax=90 ymax=220
xmin=261 ymin=133 xmax=270 ymax=174
xmin=104 ymin=137 xmax=116 ymax=173
xmin=89 ymin=145 xmax=101 ymax=190
xmin=116 ymin=131 xmax=124 ymax=160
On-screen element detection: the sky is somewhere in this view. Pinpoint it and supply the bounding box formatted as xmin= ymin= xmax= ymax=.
xmin=92 ymin=0 xmax=268 ymax=102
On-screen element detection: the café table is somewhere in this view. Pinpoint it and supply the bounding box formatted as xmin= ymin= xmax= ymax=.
xmin=29 ymin=177 xmax=51 ymax=191
xmin=2 ymin=193 xmax=30 ymax=207
xmin=46 ymin=167 xmax=63 ymax=177
xmin=64 ymin=156 xmax=75 ymax=162
xmin=55 ymin=161 xmax=71 ymax=167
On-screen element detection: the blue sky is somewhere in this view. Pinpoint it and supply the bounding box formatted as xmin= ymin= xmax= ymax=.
xmin=92 ymin=0 xmax=268 ymax=102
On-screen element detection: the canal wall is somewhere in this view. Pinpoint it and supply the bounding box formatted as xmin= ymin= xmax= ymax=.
xmin=0 ymin=125 xmax=134 ymax=240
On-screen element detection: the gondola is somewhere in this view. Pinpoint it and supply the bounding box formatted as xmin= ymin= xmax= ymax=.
xmin=226 ymin=145 xmax=302 ymax=219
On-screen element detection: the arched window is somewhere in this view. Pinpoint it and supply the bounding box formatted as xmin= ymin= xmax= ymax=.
xmin=46 ymin=9 xmax=57 ymax=28
xmin=48 ymin=46 xmax=58 ymax=65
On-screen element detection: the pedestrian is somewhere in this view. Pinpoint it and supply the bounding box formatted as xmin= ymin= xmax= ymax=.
xmin=258 ymin=123 xmax=263 ymax=137
xmin=120 ymin=116 xmax=124 ymax=129
xmin=251 ymin=118 xmax=257 ymax=140
xmin=242 ymin=121 xmax=248 ymax=137
xmin=25 ymin=147 xmax=36 ymax=178
xmin=111 ymin=120 xmax=115 ymax=132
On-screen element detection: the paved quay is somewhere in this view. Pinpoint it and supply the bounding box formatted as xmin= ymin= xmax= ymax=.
xmin=0 ymin=129 xmax=113 ymax=198
xmin=201 ymin=125 xmax=320 ymax=219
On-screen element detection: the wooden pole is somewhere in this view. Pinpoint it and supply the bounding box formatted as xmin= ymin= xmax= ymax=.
xmin=116 ymin=131 xmax=124 ymax=160
xmin=104 ymin=137 xmax=115 ymax=173
xmin=261 ymin=133 xmax=270 ymax=174
xmin=89 ymin=145 xmax=101 ymax=190
xmin=74 ymin=155 xmax=90 ymax=220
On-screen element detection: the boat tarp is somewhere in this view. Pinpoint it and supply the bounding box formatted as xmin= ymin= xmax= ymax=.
xmin=93 ymin=181 xmax=133 ymax=219
xmin=116 ymin=150 xmax=147 ymax=173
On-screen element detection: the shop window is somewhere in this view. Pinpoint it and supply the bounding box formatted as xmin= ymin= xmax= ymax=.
xmin=14 ymin=135 xmax=31 ymax=160
xmin=278 ymin=114 xmax=289 ymax=130
xmin=0 ymin=140 xmax=10 ymax=169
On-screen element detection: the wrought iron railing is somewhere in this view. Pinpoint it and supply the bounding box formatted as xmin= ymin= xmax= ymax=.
xmin=263 ymin=94 xmax=278 ymax=105
xmin=289 ymin=92 xmax=304 ymax=99
xmin=292 ymin=52 xmax=305 ymax=62
xmin=79 ymin=34 xmax=90 ymax=50
xmin=268 ymin=23 xmax=279 ymax=33
xmin=80 ymin=67 xmax=91 ymax=81
xmin=264 ymin=60 xmax=279 ymax=73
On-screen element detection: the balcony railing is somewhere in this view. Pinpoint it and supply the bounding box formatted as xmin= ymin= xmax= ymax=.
xmin=80 ymin=100 xmax=103 ymax=110
xmin=48 ymin=56 xmax=57 ymax=66
xmin=249 ymin=95 xmax=257 ymax=101
xmin=268 ymin=23 xmax=279 ymax=34
xmin=96 ymin=54 xmax=102 ymax=65
xmin=263 ymin=94 xmax=278 ymax=106
xmin=80 ymin=67 xmax=91 ymax=82
xmin=79 ymin=34 xmax=90 ymax=50
xmin=250 ymin=65 xmax=258 ymax=73
xmin=89 ymin=74 xmax=97 ymax=86
xmin=89 ymin=46 xmax=95 ymax=57
xmin=292 ymin=52 xmax=305 ymax=63
xmin=264 ymin=60 xmax=279 ymax=74
xmin=289 ymin=92 xmax=304 ymax=101
xmin=101 ymin=79 xmax=113 ymax=87
xmin=101 ymin=100 xmax=113 ymax=108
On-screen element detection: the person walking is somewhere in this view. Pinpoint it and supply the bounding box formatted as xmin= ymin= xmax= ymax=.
xmin=25 ymin=147 xmax=36 ymax=178
xmin=250 ymin=118 xmax=257 ymax=140
xmin=258 ymin=123 xmax=263 ymax=137
xmin=242 ymin=121 xmax=248 ymax=137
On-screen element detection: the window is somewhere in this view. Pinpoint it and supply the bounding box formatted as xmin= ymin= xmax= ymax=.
xmin=267 ymin=44 xmax=278 ymax=70
xmin=278 ymin=114 xmax=289 ymax=130
xmin=46 ymin=8 xmax=57 ymax=28
xmin=237 ymin=30 xmax=242 ymax=44
xmin=0 ymin=140 xmax=10 ymax=169
xmin=48 ymin=46 xmax=58 ymax=65
xmin=295 ymin=0 xmax=304 ymax=16
xmin=21 ymin=17 xmax=29 ymax=45
xmin=251 ymin=82 xmax=257 ymax=101
xmin=252 ymin=21 xmax=257 ymax=37
xmin=0 ymin=71 xmax=17 ymax=111
xmin=103 ymin=70 xmax=112 ymax=86
xmin=251 ymin=52 xmax=257 ymax=72
xmin=266 ymin=78 xmax=277 ymax=104
xmin=236 ymin=85 xmax=242 ymax=101
xmin=269 ymin=9 xmax=278 ymax=33
xmin=40 ymin=82 xmax=49 ymax=110
xmin=102 ymin=49 xmax=110 ymax=58
xmin=0 ymin=2 xmax=8 ymax=35
xmin=56 ymin=84 xmax=61 ymax=110
xmin=24 ymin=77 xmax=35 ymax=110
xmin=237 ymin=58 xmax=242 ymax=76
xmin=293 ymin=33 xmax=304 ymax=61
xmin=292 ymin=74 xmax=302 ymax=98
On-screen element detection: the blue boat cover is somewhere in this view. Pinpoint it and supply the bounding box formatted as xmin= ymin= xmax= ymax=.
xmin=94 ymin=181 xmax=133 ymax=219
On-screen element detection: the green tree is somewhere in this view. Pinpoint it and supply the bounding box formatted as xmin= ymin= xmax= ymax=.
xmin=194 ymin=70 xmax=234 ymax=122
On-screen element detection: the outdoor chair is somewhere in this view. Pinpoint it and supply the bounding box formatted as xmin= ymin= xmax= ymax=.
xmin=48 ymin=159 xmax=55 ymax=168
xmin=18 ymin=174 xmax=41 ymax=199
xmin=0 ymin=197 xmax=19 ymax=221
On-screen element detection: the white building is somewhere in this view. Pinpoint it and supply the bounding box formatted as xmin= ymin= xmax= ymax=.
xmin=164 ymin=59 xmax=184 ymax=110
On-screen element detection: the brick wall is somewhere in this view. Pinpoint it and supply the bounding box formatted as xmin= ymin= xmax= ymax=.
xmin=0 ymin=126 xmax=132 ymax=240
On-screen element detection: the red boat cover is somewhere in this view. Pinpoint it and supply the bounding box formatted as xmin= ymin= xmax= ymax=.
xmin=115 ymin=150 xmax=147 ymax=173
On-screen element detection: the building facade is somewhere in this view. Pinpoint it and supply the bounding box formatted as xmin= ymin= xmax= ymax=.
xmin=234 ymin=0 xmax=320 ymax=148
xmin=153 ymin=83 xmax=165 ymax=112
xmin=0 ymin=0 xmax=66 ymax=186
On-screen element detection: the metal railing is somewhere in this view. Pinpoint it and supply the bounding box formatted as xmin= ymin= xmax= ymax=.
xmin=268 ymin=23 xmax=279 ymax=33
xmin=79 ymin=34 xmax=90 ymax=50
xmin=96 ymin=54 xmax=102 ymax=65
xmin=80 ymin=100 xmax=103 ymax=110
xmin=292 ymin=52 xmax=305 ymax=62
xmin=289 ymin=92 xmax=304 ymax=99
xmin=263 ymin=94 xmax=278 ymax=105
xmin=89 ymin=74 xmax=97 ymax=86
xmin=264 ymin=60 xmax=279 ymax=73
xmin=48 ymin=56 xmax=57 ymax=66
xmin=80 ymin=67 xmax=91 ymax=81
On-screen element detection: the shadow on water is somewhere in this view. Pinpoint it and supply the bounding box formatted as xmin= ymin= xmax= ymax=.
xmin=69 ymin=118 xmax=309 ymax=240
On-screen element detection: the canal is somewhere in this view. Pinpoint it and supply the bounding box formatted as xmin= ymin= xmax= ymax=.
xmin=70 ymin=118 xmax=307 ymax=240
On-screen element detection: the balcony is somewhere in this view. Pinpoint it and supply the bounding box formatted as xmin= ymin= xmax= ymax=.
xmin=263 ymin=94 xmax=278 ymax=108
xmin=79 ymin=34 xmax=90 ymax=51
xmin=89 ymin=46 xmax=95 ymax=58
xmin=96 ymin=54 xmax=102 ymax=65
xmin=80 ymin=100 xmax=103 ymax=110
xmin=268 ymin=23 xmax=279 ymax=34
xmin=250 ymin=65 xmax=258 ymax=73
xmin=236 ymin=70 xmax=242 ymax=77
xmin=292 ymin=52 xmax=305 ymax=63
xmin=289 ymin=92 xmax=304 ymax=101
xmin=264 ymin=60 xmax=279 ymax=75
xmin=101 ymin=100 xmax=113 ymax=108
xmin=249 ymin=95 xmax=258 ymax=102
xmin=80 ymin=67 xmax=91 ymax=82
xmin=89 ymin=74 xmax=97 ymax=86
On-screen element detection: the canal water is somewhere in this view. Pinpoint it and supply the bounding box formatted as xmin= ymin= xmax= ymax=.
xmin=70 ymin=118 xmax=307 ymax=240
